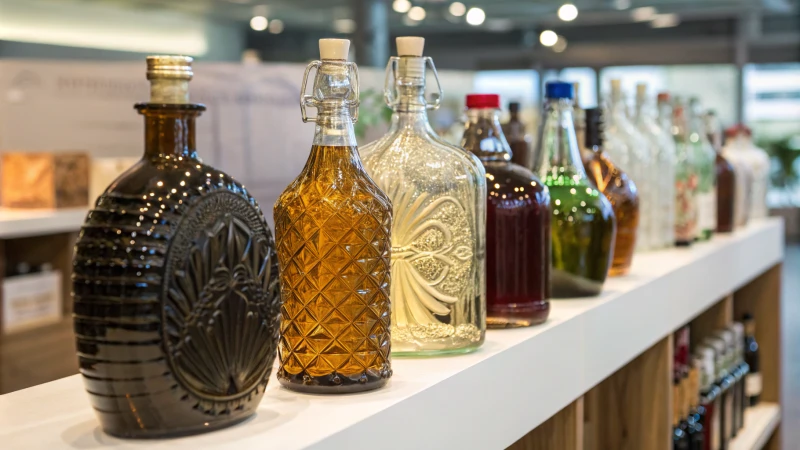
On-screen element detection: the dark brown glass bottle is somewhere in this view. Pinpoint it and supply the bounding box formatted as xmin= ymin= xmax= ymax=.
xmin=582 ymin=108 xmax=639 ymax=277
xmin=743 ymin=314 xmax=761 ymax=406
xmin=72 ymin=56 xmax=281 ymax=438
xmin=462 ymin=94 xmax=551 ymax=327
xmin=715 ymin=153 xmax=736 ymax=233
xmin=502 ymin=102 xmax=533 ymax=169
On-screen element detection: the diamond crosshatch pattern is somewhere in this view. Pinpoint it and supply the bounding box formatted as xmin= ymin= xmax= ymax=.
xmin=274 ymin=144 xmax=393 ymax=393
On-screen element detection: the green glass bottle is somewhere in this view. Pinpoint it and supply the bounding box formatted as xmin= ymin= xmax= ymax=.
xmin=688 ymin=97 xmax=717 ymax=241
xmin=533 ymin=82 xmax=616 ymax=298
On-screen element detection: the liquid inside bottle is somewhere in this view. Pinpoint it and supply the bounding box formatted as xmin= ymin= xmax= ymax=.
xmin=669 ymin=97 xmax=698 ymax=246
xmin=582 ymin=108 xmax=639 ymax=277
xmin=688 ymin=98 xmax=717 ymax=240
xmin=533 ymin=82 xmax=615 ymax=298
xmin=274 ymin=39 xmax=392 ymax=393
xmin=461 ymin=93 xmax=551 ymax=326
xmin=360 ymin=37 xmax=486 ymax=354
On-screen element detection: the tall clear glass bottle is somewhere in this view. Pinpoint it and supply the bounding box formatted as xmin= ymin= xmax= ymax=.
xmin=533 ymin=82 xmax=615 ymax=298
xmin=583 ymin=108 xmax=639 ymax=276
xmin=688 ymin=97 xmax=717 ymax=240
xmin=635 ymin=83 xmax=676 ymax=248
xmin=73 ymin=56 xmax=281 ymax=438
xmin=360 ymin=37 xmax=486 ymax=354
xmin=668 ymin=96 xmax=698 ymax=246
xmin=460 ymin=94 xmax=550 ymax=326
xmin=274 ymin=39 xmax=392 ymax=393
xmin=606 ymin=79 xmax=653 ymax=251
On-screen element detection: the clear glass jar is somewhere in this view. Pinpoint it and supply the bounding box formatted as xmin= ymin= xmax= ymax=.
xmin=274 ymin=39 xmax=392 ymax=393
xmin=668 ymin=97 xmax=698 ymax=246
xmin=688 ymin=97 xmax=717 ymax=240
xmin=533 ymin=82 xmax=615 ymax=298
xmin=635 ymin=86 xmax=676 ymax=248
xmin=460 ymin=94 xmax=551 ymax=326
xmin=360 ymin=37 xmax=486 ymax=354
xmin=605 ymin=79 xmax=653 ymax=252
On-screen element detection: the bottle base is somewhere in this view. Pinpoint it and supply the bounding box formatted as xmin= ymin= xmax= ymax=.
xmin=277 ymin=370 xmax=391 ymax=394
xmin=551 ymin=269 xmax=604 ymax=298
xmin=675 ymin=240 xmax=693 ymax=247
xmin=100 ymin=412 xmax=253 ymax=439
xmin=391 ymin=323 xmax=484 ymax=356
xmin=609 ymin=265 xmax=632 ymax=277
xmin=392 ymin=344 xmax=482 ymax=358
xmin=487 ymin=301 xmax=550 ymax=328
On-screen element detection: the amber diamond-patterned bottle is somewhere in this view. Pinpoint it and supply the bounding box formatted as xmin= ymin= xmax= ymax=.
xmin=274 ymin=39 xmax=392 ymax=393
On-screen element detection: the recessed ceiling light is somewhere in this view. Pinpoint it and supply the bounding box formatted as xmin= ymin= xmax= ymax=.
xmin=466 ymin=7 xmax=486 ymax=25
xmin=333 ymin=18 xmax=356 ymax=34
xmin=449 ymin=2 xmax=466 ymax=17
xmin=250 ymin=16 xmax=268 ymax=31
xmin=558 ymin=4 xmax=578 ymax=22
xmin=393 ymin=0 xmax=412 ymax=13
xmin=650 ymin=13 xmax=680 ymax=28
xmin=631 ymin=7 xmax=657 ymax=22
xmin=408 ymin=6 xmax=426 ymax=21
xmin=269 ymin=19 xmax=284 ymax=34
xmin=539 ymin=30 xmax=558 ymax=46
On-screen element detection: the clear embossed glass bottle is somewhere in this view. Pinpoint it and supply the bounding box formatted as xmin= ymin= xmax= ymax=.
xmin=72 ymin=56 xmax=281 ymax=438
xmin=635 ymin=84 xmax=676 ymax=248
xmin=360 ymin=37 xmax=486 ymax=354
xmin=274 ymin=39 xmax=392 ymax=392
xmin=668 ymin=96 xmax=698 ymax=246
xmin=533 ymin=82 xmax=615 ymax=298
xmin=461 ymin=93 xmax=551 ymax=326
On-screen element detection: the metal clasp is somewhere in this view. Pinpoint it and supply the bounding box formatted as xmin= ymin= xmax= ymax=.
xmin=299 ymin=60 xmax=360 ymax=124
xmin=383 ymin=56 xmax=443 ymax=111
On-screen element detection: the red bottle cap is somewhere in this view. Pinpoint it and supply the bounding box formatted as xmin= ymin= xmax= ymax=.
xmin=657 ymin=92 xmax=670 ymax=102
xmin=466 ymin=94 xmax=500 ymax=109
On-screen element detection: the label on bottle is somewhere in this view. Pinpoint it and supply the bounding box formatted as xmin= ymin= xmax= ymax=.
xmin=746 ymin=373 xmax=763 ymax=397
xmin=697 ymin=191 xmax=716 ymax=234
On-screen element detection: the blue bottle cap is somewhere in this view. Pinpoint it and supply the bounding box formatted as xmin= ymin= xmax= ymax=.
xmin=545 ymin=81 xmax=574 ymax=100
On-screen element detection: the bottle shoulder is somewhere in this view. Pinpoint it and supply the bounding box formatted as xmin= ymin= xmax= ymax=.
xmin=275 ymin=168 xmax=392 ymax=218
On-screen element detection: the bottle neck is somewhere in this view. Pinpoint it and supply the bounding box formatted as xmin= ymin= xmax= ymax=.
xmin=462 ymin=108 xmax=512 ymax=162
xmin=536 ymin=98 xmax=587 ymax=181
xmin=313 ymin=109 xmax=358 ymax=148
xmin=137 ymin=104 xmax=203 ymax=159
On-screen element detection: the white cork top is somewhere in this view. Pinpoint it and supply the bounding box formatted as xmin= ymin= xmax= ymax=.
xmin=319 ymin=39 xmax=350 ymax=60
xmin=396 ymin=37 xmax=425 ymax=56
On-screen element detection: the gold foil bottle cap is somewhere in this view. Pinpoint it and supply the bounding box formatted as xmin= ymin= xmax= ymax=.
xmin=145 ymin=55 xmax=192 ymax=104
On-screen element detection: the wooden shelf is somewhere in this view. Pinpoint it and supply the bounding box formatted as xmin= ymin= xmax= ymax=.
xmin=730 ymin=403 xmax=781 ymax=450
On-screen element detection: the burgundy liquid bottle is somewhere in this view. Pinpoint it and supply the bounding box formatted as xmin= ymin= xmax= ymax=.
xmin=461 ymin=94 xmax=551 ymax=327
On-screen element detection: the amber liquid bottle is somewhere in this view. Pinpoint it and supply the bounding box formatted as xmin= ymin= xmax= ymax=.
xmin=73 ymin=56 xmax=281 ymax=438
xmin=462 ymin=94 xmax=550 ymax=327
xmin=274 ymin=39 xmax=392 ymax=393
xmin=715 ymin=154 xmax=736 ymax=233
xmin=582 ymin=108 xmax=639 ymax=277
xmin=502 ymin=102 xmax=533 ymax=169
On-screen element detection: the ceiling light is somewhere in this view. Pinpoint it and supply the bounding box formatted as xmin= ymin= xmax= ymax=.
xmin=333 ymin=18 xmax=356 ymax=33
xmin=408 ymin=6 xmax=426 ymax=21
xmin=250 ymin=16 xmax=268 ymax=31
xmin=393 ymin=0 xmax=412 ymax=13
xmin=449 ymin=2 xmax=466 ymax=17
xmin=466 ymin=7 xmax=486 ymax=25
xmin=269 ymin=19 xmax=284 ymax=34
xmin=539 ymin=29 xmax=558 ymax=47
xmin=553 ymin=36 xmax=568 ymax=52
xmin=650 ymin=13 xmax=680 ymax=28
xmin=631 ymin=7 xmax=657 ymax=22
xmin=558 ymin=4 xmax=578 ymax=22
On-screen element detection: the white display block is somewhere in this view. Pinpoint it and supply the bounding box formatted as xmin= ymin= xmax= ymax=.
xmin=2 ymin=270 xmax=62 ymax=334
xmin=0 ymin=207 xmax=87 ymax=239
xmin=0 ymin=218 xmax=783 ymax=450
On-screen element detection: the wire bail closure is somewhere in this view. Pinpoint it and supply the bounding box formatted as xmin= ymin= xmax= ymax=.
xmin=383 ymin=56 xmax=442 ymax=110
xmin=300 ymin=60 xmax=360 ymax=123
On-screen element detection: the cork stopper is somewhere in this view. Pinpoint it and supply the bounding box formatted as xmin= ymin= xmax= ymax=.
xmin=319 ymin=39 xmax=350 ymax=60
xmin=146 ymin=55 xmax=192 ymax=104
xmin=636 ymin=82 xmax=647 ymax=100
xmin=397 ymin=36 xmax=425 ymax=56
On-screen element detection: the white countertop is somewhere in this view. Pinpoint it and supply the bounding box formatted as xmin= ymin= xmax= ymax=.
xmin=0 ymin=218 xmax=784 ymax=450
xmin=0 ymin=208 xmax=87 ymax=239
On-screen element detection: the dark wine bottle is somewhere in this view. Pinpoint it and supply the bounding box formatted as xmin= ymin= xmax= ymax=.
xmin=743 ymin=313 xmax=761 ymax=406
